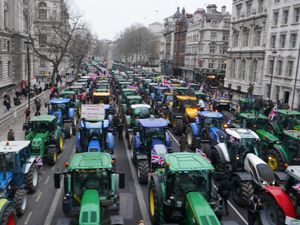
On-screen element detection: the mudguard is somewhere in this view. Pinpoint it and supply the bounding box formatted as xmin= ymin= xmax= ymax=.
xmin=264 ymin=186 xmax=296 ymax=218
xmin=106 ymin=132 xmax=115 ymax=151
xmin=189 ymin=123 xmax=200 ymax=136
xmin=214 ymin=143 xmax=230 ymax=163
xmin=151 ymin=175 xmax=164 ymax=205
xmin=273 ymin=144 xmax=289 ymax=164
xmin=24 ymin=157 xmax=36 ymax=174
xmin=209 ymin=127 xmax=225 ymax=143
xmin=0 ymin=199 xmax=12 ymax=219
xmin=232 ymin=172 xmax=252 ymax=181
xmin=68 ymin=108 xmax=75 ymax=119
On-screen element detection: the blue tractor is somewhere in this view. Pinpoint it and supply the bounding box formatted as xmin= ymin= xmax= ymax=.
xmin=186 ymin=111 xmax=226 ymax=149
xmin=130 ymin=118 xmax=172 ymax=184
xmin=0 ymin=141 xmax=39 ymax=216
xmin=47 ymin=98 xmax=77 ymax=138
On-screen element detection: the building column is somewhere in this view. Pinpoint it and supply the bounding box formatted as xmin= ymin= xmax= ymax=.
xmin=0 ymin=0 xmax=4 ymax=30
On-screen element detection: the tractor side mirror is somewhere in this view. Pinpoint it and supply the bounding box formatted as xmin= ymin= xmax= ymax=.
xmin=54 ymin=173 xmax=60 ymax=189
xmin=119 ymin=173 xmax=125 ymax=189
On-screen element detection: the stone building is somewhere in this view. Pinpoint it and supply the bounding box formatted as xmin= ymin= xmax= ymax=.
xmin=148 ymin=22 xmax=163 ymax=68
xmin=225 ymin=0 xmax=268 ymax=96
xmin=0 ymin=0 xmax=32 ymax=89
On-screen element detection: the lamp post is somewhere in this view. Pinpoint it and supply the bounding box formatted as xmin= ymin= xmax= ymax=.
xmin=24 ymin=39 xmax=32 ymax=107
xmin=269 ymin=49 xmax=277 ymax=99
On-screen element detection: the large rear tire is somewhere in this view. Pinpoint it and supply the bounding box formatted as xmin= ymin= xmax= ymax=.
xmin=137 ymin=160 xmax=149 ymax=184
xmin=231 ymin=177 xmax=253 ymax=207
xmin=0 ymin=204 xmax=17 ymax=225
xmin=259 ymin=192 xmax=285 ymax=225
xmin=210 ymin=148 xmax=225 ymax=173
xmin=174 ymin=119 xmax=184 ymax=135
xmin=47 ymin=148 xmax=57 ymax=166
xmin=13 ymin=189 xmax=27 ymax=216
xmin=25 ymin=164 xmax=38 ymax=193
xmin=149 ymin=179 xmax=164 ymax=225
xmin=265 ymin=148 xmax=285 ymax=171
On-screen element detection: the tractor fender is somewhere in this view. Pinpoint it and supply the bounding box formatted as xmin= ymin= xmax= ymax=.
xmin=68 ymin=108 xmax=75 ymax=119
xmin=209 ymin=127 xmax=225 ymax=143
xmin=273 ymin=144 xmax=289 ymax=164
xmin=150 ymin=174 xmax=164 ymax=205
xmin=103 ymin=119 xmax=109 ymax=129
xmin=133 ymin=132 xmax=141 ymax=149
xmin=264 ymin=186 xmax=296 ymax=218
xmin=106 ymin=132 xmax=115 ymax=151
xmin=214 ymin=143 xmax=230 ymax=163
xmin=0 ymin=199 xmax=12 ymax=219
xmin=232 ymin=172 xmax=252 ymax=181
xmin=136 ymin=154 xmax=148 ymax=160
xmin=24 ymin=157 xmax=36 ymax=174
xmin=189 ymin=123 xmax=200 ymax=137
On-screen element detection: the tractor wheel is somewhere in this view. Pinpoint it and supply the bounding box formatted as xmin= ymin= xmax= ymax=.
xmin=13 ymin=189 xmax=27 ymax=216
xmin=186 ymin=127 xmax=194 ymax=149
xmin=0 ymin=204 xmax=17 ymax=225
xmin=137 ymin=160 xmax=149 ymax=184
xmin=58 ymin=136 xmax=64 ymax=152
xmin=25 ymin=164 xmax=38 ymax=193
xmin=210 ymin=148 xmax=225 ymax=174
xmin=231 ymin=177 xmax=253 ymax=207
xmin=266 ymin=148 xmax=285 ymax=171
xmin=259 ymin=192 xmax=285 ymax=225
xmin=174 ymin=119 xmax=184 ymax=135
xmin=149 ymin=179 xmax=164 ymax=225
xmin=47 ymin=148 xmax=57 ymax=166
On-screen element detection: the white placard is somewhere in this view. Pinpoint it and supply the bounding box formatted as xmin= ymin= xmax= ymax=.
xmin=286 ymin=216 xmax=300 ymax=225
xmin=81 ymin=104 xmax=105 ymax=121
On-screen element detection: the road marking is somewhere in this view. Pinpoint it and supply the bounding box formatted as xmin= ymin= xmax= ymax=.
xmin=124 ymin=135 xmax=151 ymax=225
xmin=24 ymin=211 xmax=32 ymax=225
xmin=51 ymin=166 xmax=56 ymax=171
xmin=36 ymin=191 xmax=43 ymax=202
xmin=44 ymin=176 xmax=50 ymax=185
xmin=170 ymin=133 xmax=248 ymax=225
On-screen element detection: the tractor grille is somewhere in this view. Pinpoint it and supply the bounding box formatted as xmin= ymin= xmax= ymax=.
xmin=31 ymin=147 xmax=40 ymax=154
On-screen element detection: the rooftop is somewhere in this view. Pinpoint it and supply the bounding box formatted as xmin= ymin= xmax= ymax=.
xmin=0 ymin=141 xmax=31 ymax=153
xmin=30 ymin=115 xmax=56 ymax=122
xmin=69 ymin=152 xmax=112 ymax=170
xmin=138 ymin=118 xmax=168 ymax=128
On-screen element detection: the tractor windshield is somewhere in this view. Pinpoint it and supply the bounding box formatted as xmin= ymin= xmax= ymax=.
xmin=165 ymin=95 xmax=173 ymax=102
xmin=32 ymin=121 xmax=54 ymax=132
xmin=73 ymin=170 xmax=109 ymax=198
xmin=238 ymin=138 xmax=259 ymax=155
xmin=145 ymin=127 xmax=165 ymax=145
xmin=87 ymin=128 xmax=102 ymax=139
xmin=51 ymin=103 xmax=66 ymax=112
xmin=182 ymin=100 xmax=197 ymax=108
xmin=203 ymin=117 xmax=222 ymax=128
xmin=256 ymin=164 xmax=275 ymax=185
xmin=133 ymin=107 xmax=150 ymax=119
xmin=93 ymin=96 xmax=109 ymax=104
xmin=0 ymin=153 xmax=15 ymax=172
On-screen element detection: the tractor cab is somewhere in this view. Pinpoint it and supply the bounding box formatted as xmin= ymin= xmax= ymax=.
xmin=173 ymin=95 xmax=198 ymax=123
xmin=92 ymin=91 xmax=111 ymax=104
xmin=117 ymin=88 xmax=138 ymax=104
xmin=173 ymin=87 xmax=194 ymax=97
xmin=238 ymin=98 xmax=254 ymax=113
xmin=122 ymin=95 xmax=143 ymax=116
xmin=272 ymin=110 xmax=300 ymax=134
xmin=48 ymin=98 xmax=76 ymax=126
xmin=212 ymin=98 xmax=232 ymax=112
xmin=151 ymin=86 xmax=169 ymax=102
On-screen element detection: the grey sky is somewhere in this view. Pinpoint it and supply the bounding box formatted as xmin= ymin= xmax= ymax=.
xmin=73 ymin=0 xmax=232 ymax=40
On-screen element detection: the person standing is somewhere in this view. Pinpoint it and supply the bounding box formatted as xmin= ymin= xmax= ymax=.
xmin=7 ymin=129 xmax=15 ymax=141
xmin=248 ymin=195 xmax=263 ymax=225
xmin=198 ymin=98 xmax=205 ymax=111
xmin=117 ymin=116 xmax=123 ymax=140
xmin=218 ymin=177 xmax=231 ymax=215
xmin=25 ymin=107 xmax=31 ymax=122
xmin=247 ymin=83 xmax=254 ymax=101
xmin=253 ymin=96 xmax=264 ymax=117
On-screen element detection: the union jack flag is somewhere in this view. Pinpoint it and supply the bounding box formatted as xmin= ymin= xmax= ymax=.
xmin=268 ymin=105 xmax=277 ymax=121
xmin=196 ymin=148 xmax=210 ymax=162
xmin=151 ymin=149 xmax=164 ymax=165
xmin=35 ymin=155 xmax=43 ymax=167
xmin=293 ymin=183 xmax=300 ymax=190
xmin=162 ymin=79 xmax=171 ymax=87
xmin=199 ymin=84 xmax=204 ymax=92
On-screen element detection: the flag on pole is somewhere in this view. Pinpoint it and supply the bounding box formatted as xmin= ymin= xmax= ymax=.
xmin=196 ymin=148 xmax=210 ymax=162
xmin=162 ymin=79 xmax=170 ymax=87
xmin=268 ymin=104 xmax=277 ymax=120
xmin=151 ymin=149 xmax=164 ymax=165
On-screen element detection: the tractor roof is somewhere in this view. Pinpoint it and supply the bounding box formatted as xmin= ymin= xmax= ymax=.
xmin=239 ymin=113 xmax=268 ymax=120
xmin=165 ymin=152 xmax=214 ymax=172
xmin=126 ymin=95 xmax=142 ymax=99
xmin=173 ymin=86 xmax=187 ymax=90
xmin=138 ymin=118 xmax=168 ymax=128
xmin=131 ymin=104 xmax=151 ymax=109
xmin=69 ymin=86 xmax=83 ymax=89
xmin=0 ymin=141 xmax=31 ymax=153
xmin=81 ymin=121 xmax=103 ymax=129
xmin=176 ymin=95 xmax=197 ymax=101
xmin=50 ymin=98 xmax=70 ymax=104
xmin=198 ymin=111 xmax=223 ymax=119
xmin=283 ymin=130 xmax=300 ymax=140
xmin=123 ymin=89 xmax=138 ymax=92
xmin=286 ymin=166 xmax=300 ymax=181
xmin=154 ymin=86 xmax=168 ymax=90
xmin=31 ymin=115 xmax=56 ymax=122
xmin=93 ymin=92 xmax=110 ymax=96
xmin=225 ymin=128 xmax=260 ymax=139
xmin=60 ymin=90 xmax=76 ymax=95
xmin=277 ymin=110 xmax=300 ymax=116
xmin=68 ymin=152 xmax=112 ymax=170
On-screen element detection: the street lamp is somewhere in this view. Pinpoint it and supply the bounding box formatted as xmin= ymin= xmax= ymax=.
xmin=24 ymin=39 xmax=32 ymax=107
xmin=269 ymin=49 xmax=277 ymax=99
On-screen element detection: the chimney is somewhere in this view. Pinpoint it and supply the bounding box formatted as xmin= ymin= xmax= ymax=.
xmin=207 ymin=4 xmax=217 ymax=14
xmin=222 ymin=6 xmax=226 ymax=15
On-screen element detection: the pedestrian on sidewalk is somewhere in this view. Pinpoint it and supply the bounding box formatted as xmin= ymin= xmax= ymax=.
xmin=248 ymin=195 xmax=263 ymax=225
xmin=117 ymin=116 xmax=123 ymax=140
xmin=3 ymin=99 xmax=8 ymax=112
xmin=218 ymin=176 xmax=230 ymax=215
xmin=34 ymin=97 xmax=41 ymax=112
xmin=179 ymin=134 xmax=187 ymax=152
xmin=25 ymin=107 xmax=31 ymax=122
xmin=253 ymin=96 xmax=264 ymax=117
xmin=7 ymin=129 xmax=15 ymax=141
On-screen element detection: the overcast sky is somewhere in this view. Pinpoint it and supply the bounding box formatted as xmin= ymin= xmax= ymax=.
xmin=73 ymin=0 xmax=232 ymax=40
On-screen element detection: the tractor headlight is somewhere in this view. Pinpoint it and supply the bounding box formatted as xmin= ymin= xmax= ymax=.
xmin=236 ymin=155 xmax=240 ymax=160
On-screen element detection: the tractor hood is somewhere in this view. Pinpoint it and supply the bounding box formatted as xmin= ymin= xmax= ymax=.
xmin=294 ymin=124 xmax=300 ymax=130
xmin=88 ymin=139 xmax=101 ymax=152
xmin=79 ymin=189 xmax=100 ymax=225
xmin=0 ymin=172 xmax=13 ymax=190
xmin=53 ymin=110 xmax=62 ymax=122
xmin=186 ymin=192 xmax=221 ymax=225
xmin=284 ymin=130 xmax=300 ymax=141
xmin=255 ymin=129 xmax=279 ymax=142
xmin=31 ymin=133 xmax=48 ymax=148
xmin=185 ymin=108 xmax=198 ymax=120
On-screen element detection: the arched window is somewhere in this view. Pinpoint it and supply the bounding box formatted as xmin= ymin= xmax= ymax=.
xmin=231 ymin=59 xmax=236 ymax=79
xmin=4 ymin=2 xmax=8 ymax=30
xmin=239 ymin=59 xmax=246 ymax=80
xmin=38 ymin=2 xmax=47 ymax=20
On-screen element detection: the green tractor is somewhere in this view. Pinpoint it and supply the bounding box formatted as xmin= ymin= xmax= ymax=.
xmin=24 ymin=115 xmax=64 ymax=165
xmin=120 ymin=95 xmax=143 ymax=119
xmin=148 ymin=152 xmax=223 ymax=225
xmin=54 ymin=152 xmax=125 ymax=225
xmin=0 ymin=198 xmax=17 ymax=225
xmin=271 ymin=109 xmax=300 ymax=136
xmin=116 ymin=88 xmax=138 ymax=106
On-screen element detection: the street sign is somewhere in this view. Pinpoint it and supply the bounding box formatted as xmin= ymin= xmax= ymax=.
xmin=286 ymin=216 xmax=300 ymax=225
xmin=81 ymin=104 xmax=105 ymax=121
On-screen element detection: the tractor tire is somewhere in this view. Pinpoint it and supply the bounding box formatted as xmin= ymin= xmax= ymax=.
xmin=231 ymin=177 xmax=254 ymax=207
xmin=186 ymin=127 xmax=194 ymax=149
xmin=174 ymin=119 xmax=184 ymax=135
xmin=265 ymin=148 xmax=285 ymax=171
xmin=259 ymin=192 xmax=285 ymax=225
xmin=47 ymin=148 xmax=57 ymax=166
xmin=13 ymin=189 xmax=27 ymax=216
xmin=0 ymin=204 xmax=17 ymax=225
xmin=25 ymin=164 xmax=38 ymax=193
xmin=137 ymin=160 xmax=149 ymax=184
xmin=149 ymin=179 xmax=164 ymax=225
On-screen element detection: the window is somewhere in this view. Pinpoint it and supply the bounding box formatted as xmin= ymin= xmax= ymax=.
xmin=236 ymin=5 xmax=242 ymax=19
xmin=277 ymin=60 xmax=282 ymax=75
xmin=258 ymin=0 xmax=264 ymax=14
xmin=241 ymin=60 xmax=246 ymax=80
xmin=252 ymin=60 xmax=257 ymax=82
xmin=271 ymin=35 xmax=276 ymax=48
xmin=294 ymin=7 xmax=300 ymax=23
xmin=220 ymin=45 xmax=227 ymax=55
xmin=290 ymin=33 xmax=297 ymax=48
xmin=233 ymin=32 xmax=239 ymax=47
xmin=231 ymin=59 xmax=236 ymax=78
xmin=38 ymin=2 xmax=47 ymax=20
xmin=199 ymin=45 xmax=204 ymax=53
xmin=224 ymin=21 xmax=230 ymax=27
xmin=4 ymin=3 xmax=8 ymax=30
xmin=243 ymin=30 xmax=249 ymax=47
xmin=280 ymin=34 xmax=286 ymax=48
xmin=273 ymin=12 xmax=279 ymax=25
xmin=283 ymin=10 xmax=289 ymax=24
xmin=208 ymin=60 xmax=214 ymax=69
xmin=211 ymin=32 xmax=217 ymax=40
xmin=198 ymin=60 xmax=203 ymax=67
xmin=223 ymin=32 xmax=229 ymax=41
xmin=38 ymin=35 xmax=47 ymax=46
xmin=246 ymin=2 xmax=252 ymax=17
xmin=287 ymin=61 xmax=294 ymax=76
xmin=7 ymin=61 xmax=11 ymax=78
xmin=254 ymin=30 xmax=261 ymax=46
xmin=209 ymin=44 xmax=216 ymax=54
xmin=275 ymin=86 xmax=280 ymax=101
xmin=269 ymin=60 xmax=274 ymax=74
xmin=221 ymin=61 xmax=227 ymax=70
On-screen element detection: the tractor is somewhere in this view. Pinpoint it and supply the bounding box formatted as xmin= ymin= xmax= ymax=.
xmin=130 ymin=118 xmax=172 ymax=184
xmin=92 ymin=91 xmax=111 ymax=104
xmin=59 ymin=89 xmax=81 ymax=116
xmin=271 ymin=109 xmax=300 ymax=136
xmin=171 ymin=95 xmax=198 ymax=135
xmin=47 ymin=98 xmax=77 ymax=138
xmin=158 ymin=92 xmax=174 ymax=122
xmin=149 ymin=86 xmax=169 ymax=108
xmin=0 ymin=141 xmax=40 ymax=216
xmin=119 ymin=95 xmax=143 ymax=119
xmin=186 ymin=111 xmax=225 ymax=149
xmin=148 ymin=152 xmax=223 ymax=225
xmin=117 ymin=88 xmax=138 ymax=105
xmin=54 ymin=152 xmax=125 ymax=225
xmin=24 ymin=115 xmax=65 ymax=165
xmin=76 ymin=104 xmax=115 ymax=154
xmin=0 ymin=198 xmax=17 ymax=225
